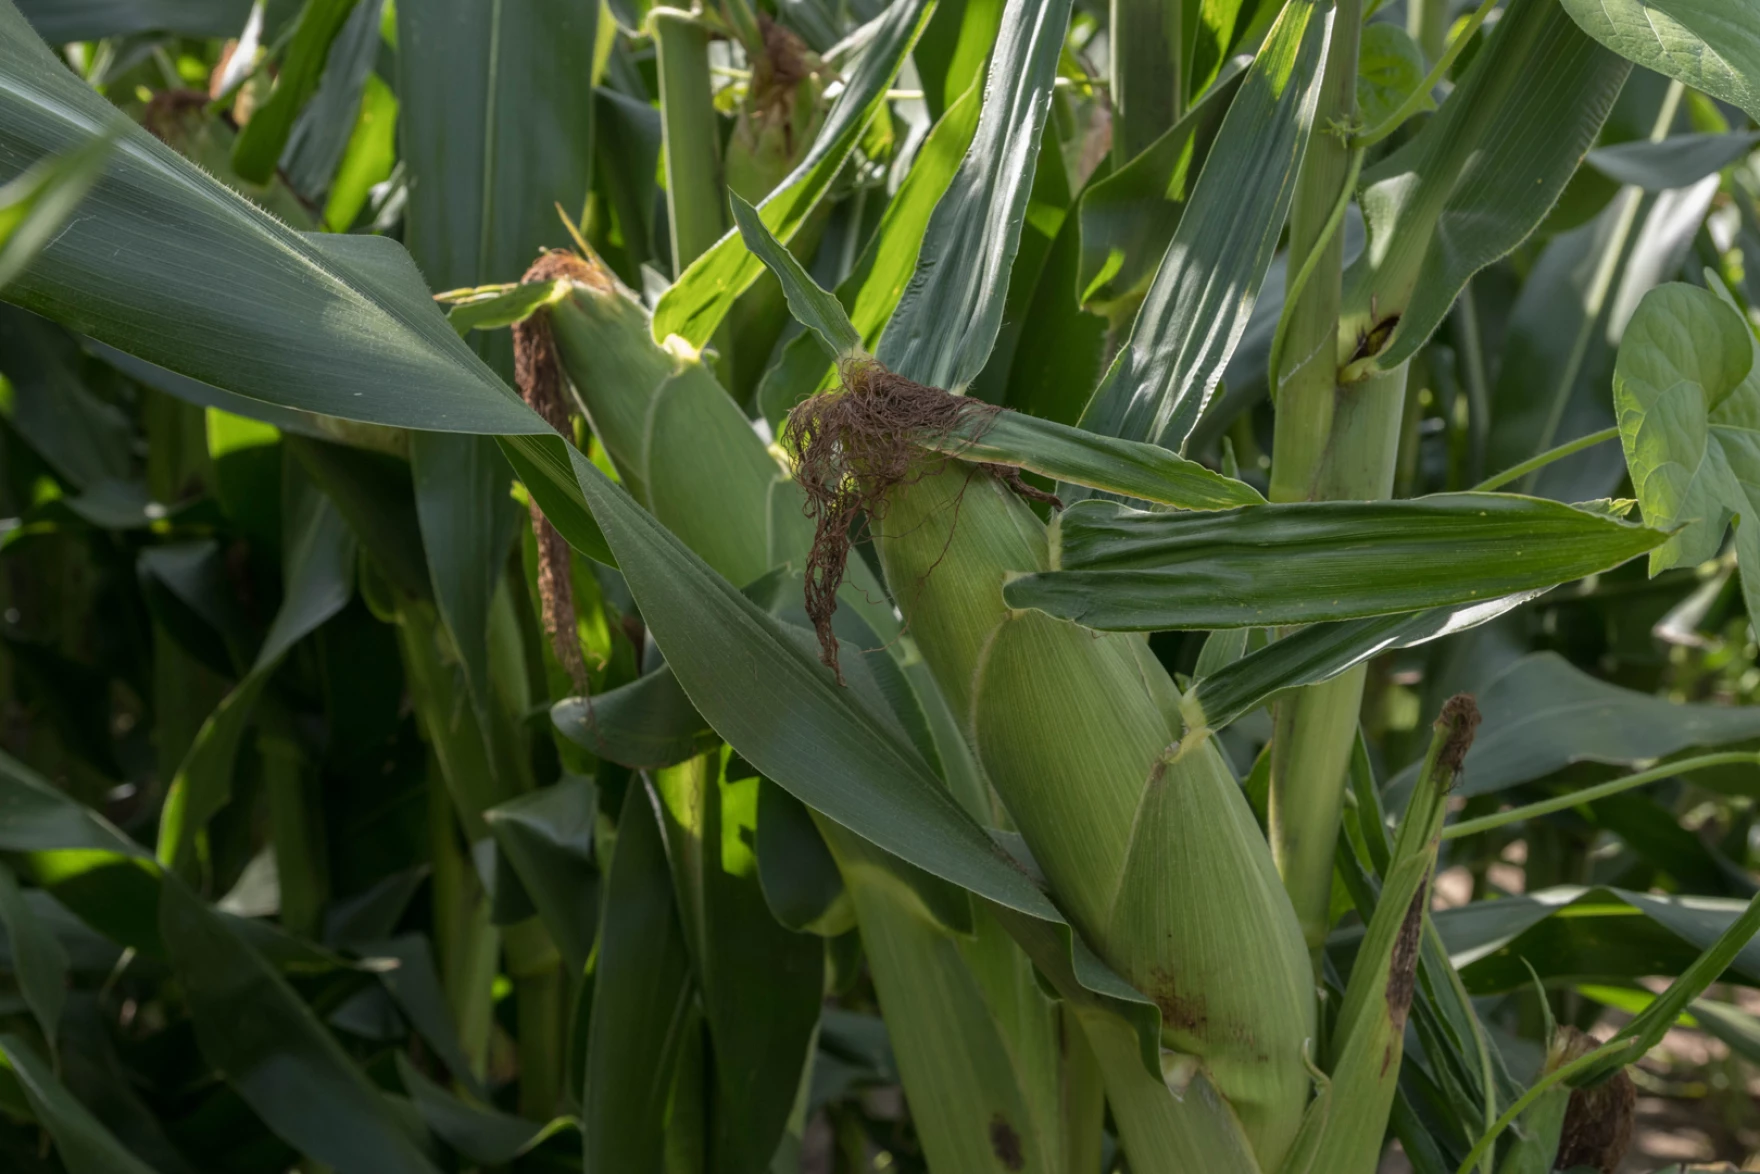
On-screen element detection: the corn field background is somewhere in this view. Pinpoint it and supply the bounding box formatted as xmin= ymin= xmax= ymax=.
xmin=1 ymin=0 xmax=1760 ymax=1170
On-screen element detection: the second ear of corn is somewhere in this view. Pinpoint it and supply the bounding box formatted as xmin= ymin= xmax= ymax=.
xmin=876 ymin=463 xmax=1317 ymax=1170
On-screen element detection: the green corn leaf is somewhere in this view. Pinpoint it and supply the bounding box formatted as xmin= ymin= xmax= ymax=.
xmin=1075 ymin=63 xmax=1245 ymax=317
xmin=1559 ymin=0 xmax=1760 ymax=123
xmin=232 ymin=0 xmax=360 ymax=184
xmin=156 ymin=485 xmax=357 ymax=870
xmin=1187 ymin=594 xmax=1538 ymax=733
xmin=280 ymin=0 xmax=385 ymax=203
xmin=484 ymin=778 xmax=599 ymax=976
xmin=0 ymin=1034 xmax=159 ymax=1174
xmin=756 ymin=777 xmax=850 ymax=934
xmin=756 ymin=82 xmax=982 ymax=426
xmin=367 ymin=935 xmax=488 ymax=1102
xmin=923 ymin=410 xmax=1266 ymax=510
xmin=397 ymin=1053 xmax=577 ymax=1163
xmin=1005 ymin=493 xmax=1663 ymax=631
xmin=0 ymin=127 xmax=115 ymax=292
xmin=583 ymin=781 xmax=695 ymax=1174
xmin=1386 ymin=652 xmax=1760 ymax=799
xmin=1344 ymin=0 xmax=1631 ymax=374
xmin=730 ymin=192 xmax=862 ymax=359
xmin=1588 ymin=131 xmax=1760 ymax=190
xmin=397 ymin=0 xmax=598 ymax=299
xmin=158 ymin=874 xmax=441 ymax=1173
xmin=1615 ymin=281 xmax=1760 ymax=628
xmin=553 ymin=663 xmax=720 ymax=769
xmin=650 ymin=0 xmax=934 ymax=348
xmin=1074 ymin=0 xmax=1331 ymax=452
xmin=0 ymin=1 xmax=540 ymax=435
xmin=877 ymin=0 xmax=1074 ymax=391
xmin=15 ymin=0 xmax=258 ymax=40
xmin=0 ymin=862 xmax=68 ymax=1051
xmin=651 ymin=748 xmax=824 ymax=1174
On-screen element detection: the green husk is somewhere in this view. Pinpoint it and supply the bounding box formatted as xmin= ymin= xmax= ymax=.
xmin=873 ymin=458 xmax=1315 ymax=1169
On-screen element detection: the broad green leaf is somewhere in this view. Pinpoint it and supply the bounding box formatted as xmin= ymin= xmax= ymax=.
xmin=322 ymin=70 xmax=398 ymax=232
xmin=158 ymin=875 xmax=440 ymax=1173
xmin=1075 ymin=64 xmax=1244 ymax=317
xmin=232 ymin=0 xmax=360 ymax=184
xmin=1615 ymin=281 xmax=1760 ymax=624
xmin=1588 ymin=131 xmax=1760 ymax=189
xmin=1559 ymin=0 xmax=1760 ymax=123
xmin=729 ymin=193 xmax=862 ymax=359
xmin=650 ymin=0 xmax=935 ymax=348
xmin=1409 ymin=885 xmax=1760 ymax=993
xmin=583 ymin=782 xmax=694 ymax=1174
xmin=1004 ymin=493 xmax=1663 ymax=631
xmin=1109 ymin=0 xmax=1188 ymax=162
xmin=755 ymin=82 xmax=982 ymax=426
xmin=1487 ymin=183 xmax=1717 ymax=504
xmin=1074 ymin=0 xmax=1331 ymax=450
xmin=876 ymin=0 xmax=1075 ymax=391
xmin=553 ymin=663 xmax=719 ymax=769
xmin=14 ymin=0 xmax=264 ymax=40
xmin=282 ymin=0 xmax=386 ymax=204
xmin=368 ymin=935 xmax=487 ymax=1101
xmin=0 ymin=1034 xmax=158 ymax=1174
xmin=919 ymin=410 xmax=1265 ymax=510
xmin=0 ymin=127 xmax=115 ymax=293
xmin=1355 ymin=22 xmax=1432 ymax=132
xmin=484 ymin=778 xmax=600 ymax=975
xmin=397 ymin=0 xmax=599 ymax=301
xmin=1344 ymin=0 xmax=1631 ymax=373
xmin=755 ymin=777 xmax=849 ymax=934
xmin=397 ymin=1053 xmax=576 ymax=1163
xmin=650 ymin=749 xmax=823 ymax=1174
xmin=736 ymin=205 xmax=1265 ymax=512
xmin=1389 ymin=652 xmax=1760 ymax=798
xmin=0 ymin=0 xmax=542 ymax=435
xmin=0 ymin=308 xmax=133 ymax=490
xmin=912 ymin=0 xmax=1004 ymax=120
xmin=0 ymin=862 xmax=67 ymax=1050
xmin=156 ymin=486 xmax=357 ymax=870
xmin=1186 ymin=593 xmax=1539 ymax=733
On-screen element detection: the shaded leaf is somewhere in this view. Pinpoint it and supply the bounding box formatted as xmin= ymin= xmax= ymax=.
xmin=1559 ymin=0 xmax=1760 ymax=122
xmin=0 ymin=1034 xmax=158 ymax=1174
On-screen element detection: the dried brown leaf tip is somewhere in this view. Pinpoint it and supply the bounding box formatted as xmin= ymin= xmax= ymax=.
xmin=515 ymin=251 xmax=595 ymax=696
xmin=1436 ymin=692 xmax=1481 ymax=778
xmin=783 ymin=361 xmax=1000 ymax=681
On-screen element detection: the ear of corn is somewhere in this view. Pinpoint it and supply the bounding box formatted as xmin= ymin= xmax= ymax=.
xmin=543 ymin=263 xmax=1086 ymax=1172
xmin=875 ymin=459 xmax=1316 ymax=1169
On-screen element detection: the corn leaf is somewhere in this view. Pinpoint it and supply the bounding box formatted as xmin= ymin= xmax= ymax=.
xmin=583 ymin=781 xmax=694 ymax=1174
xmin=280 ymin=0 xmax=385 ymax=204
xmin=1387 ymin=652 xmax=1760 ymax=799
xmin=0 ymin=128 xmax=114 ymax=293
xmin=1345 ymin=0 xmax=1631 ymax=373
xmin=1006 ymin=493 xmax=1663 ymax=631
xmin=158 ymin=874 xmax=441 ymax=1173
xmin=14 ymin=0 xmax=259 ymax=40
xmin=0 ymin=1034 xmax=159 ymax=1174
xmin=730 ymin=192 xmax=862 ymax=359
xmin=1187 ymin=593 xmax=1539 ymax=733
xmin=756 ymin=83 xmax=982 ymax=425
xmin=0 ymin=861 xmax=67 ymax=1050
xmin=1559 ymin=0 xmax=1760 ymax=123
xmin=156 ymin=487 xmax=357 ymax=871
xmin=397 ymin=1054 xmax=577 ymax=1163
xmin=876 ymin=0 xmax=1075 ymax=391
xmin=650 ymin=0 xmax=934 ymax=348
xmin=553 ymin=663 xmax=720 ymax=769
xmin=1074 ymin=0 xmax=1331 ymax=452
xmin=483 ymin=778 xmax=600 ymax=976
xmin=232 ymin=0 xmax=360 ymax=184
xmin=0 ymin=1 xmax=540 ymax=435
xmin=1588 ymin=131 xmax=1760 ymax=189
xmin=1076 ymin=62 xmax=1245 ymax=317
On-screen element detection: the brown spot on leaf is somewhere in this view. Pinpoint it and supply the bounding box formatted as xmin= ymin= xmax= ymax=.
xmin=1386 ymin=883 xmax=1425 ymax=1034
xmin=1145 ymin=967 xmax=1208 ymax=1034
xmin=988 ymin=1114 xmax=1024 ymax=1171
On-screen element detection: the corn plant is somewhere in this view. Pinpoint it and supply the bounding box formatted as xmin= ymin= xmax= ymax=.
xmin=1 ymin=0 xmax=1759 ymax=1172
